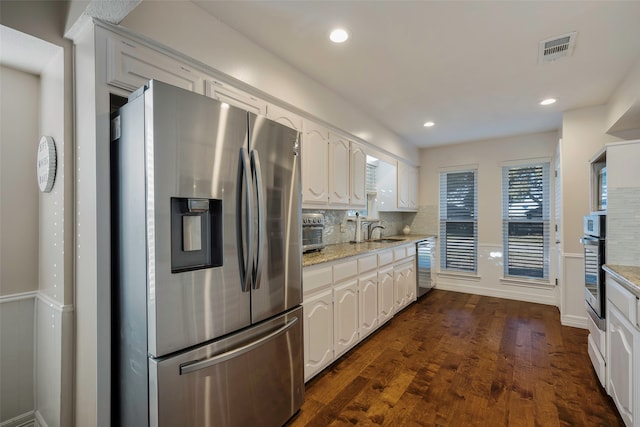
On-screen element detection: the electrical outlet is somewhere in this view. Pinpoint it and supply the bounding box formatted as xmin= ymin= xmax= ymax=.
xmin=340 ymin=222 xmax=346 ymax=233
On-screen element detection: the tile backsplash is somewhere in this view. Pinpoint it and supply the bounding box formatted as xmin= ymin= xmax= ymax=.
xmin=607 ymin=187 xmax=640 ymax=266
xmin=304 ymin=209 xmax=417 ymax=245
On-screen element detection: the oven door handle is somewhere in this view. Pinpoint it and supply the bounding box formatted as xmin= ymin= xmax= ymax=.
xmin=580 ymin=236 xmax=599 ymax=246
xmin=304 ymin=225 xmax=324 ymax=231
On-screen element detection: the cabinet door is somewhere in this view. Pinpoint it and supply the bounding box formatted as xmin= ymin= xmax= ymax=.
xmin=334 ymin=279 xmax=359 ymax=358
xmin=204 ymin=80 xmax=267 ymax=115
xmin=398 ymin=161 xmax=418 ymax=211
xmin=301 ymin=121 xmax=329 ymax=207
xmin=350 ymin=142 xmax=367 ymax=208
xmin=378 ymin=265 xmax=395 ymax=325
xmin=329 ymin=134 xmax=350 ymax=207
xmin=106 ymin=37 xmax=204 ymax=93
xmin=607 ymin=305 xmax=635 ymax=427
xmin=358 ymin=271 xmax=378 ymax=339
xmin=302 ymin=289 xmax=333 ymax=381
xmin=393 ymin=266 xmax=407 ymax=310
xmin=404 ymin=257 xmax=417 ymax=304
xmin=376 ymin=159 xmax=397 ymax=211
xmin=397 ymin=161 xmax=410 ymax=209
xmin=409 ymin=166 xmax=419 ymax=209
xmin=266 ymin=103 xmax=303 ymax=131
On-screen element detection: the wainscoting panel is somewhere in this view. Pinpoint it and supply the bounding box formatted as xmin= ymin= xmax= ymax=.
xmin=435 ymin=244 xmax=558 ymax=307
xmin=0 ymin=294 xmax=35 ymax=425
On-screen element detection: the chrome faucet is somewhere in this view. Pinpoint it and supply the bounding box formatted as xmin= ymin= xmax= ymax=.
xmin=367 ymin=224 xmax=385 ymax=240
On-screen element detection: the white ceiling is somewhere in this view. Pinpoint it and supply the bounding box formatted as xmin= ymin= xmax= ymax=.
xmin=193 ymin=0 xmax=640 ymax=148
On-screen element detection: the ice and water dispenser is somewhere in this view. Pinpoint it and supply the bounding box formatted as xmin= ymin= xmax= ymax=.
xmin=170 ymin=197 xmax=223 ymax=272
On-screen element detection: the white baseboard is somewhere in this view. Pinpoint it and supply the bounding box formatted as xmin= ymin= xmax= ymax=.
xmin=34 ymin=411 xmax=47 ymax=427
xmin=435 ymin=281 xmax=557 ymax=306
xmin=0 ymin=411 xmax=35 ymax=427
xmin=561 ymin=314 xmax=588 ymax=329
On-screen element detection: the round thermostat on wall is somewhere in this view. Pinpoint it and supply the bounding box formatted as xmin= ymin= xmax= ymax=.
xmin=37 ymin=136 xmax=57 ymax=193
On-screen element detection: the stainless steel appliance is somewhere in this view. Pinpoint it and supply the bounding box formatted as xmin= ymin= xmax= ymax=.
xmin=417 ymin=238 xmax=436 ymax=297
xmin=111 ymin=80 xmax=303 ymax=427
xmin=581 ymin=213 xmax=606 ymax=330
xmin=302 ymin=213 xmax=324 ymax=253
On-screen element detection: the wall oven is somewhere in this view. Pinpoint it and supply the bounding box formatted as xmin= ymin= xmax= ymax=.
xmin=581 ymin=214 xmax=606 ymax=330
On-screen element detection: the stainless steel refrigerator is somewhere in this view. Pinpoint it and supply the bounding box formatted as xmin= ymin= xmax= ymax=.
xmin=111 ymin=80 xmax=304 ymax=426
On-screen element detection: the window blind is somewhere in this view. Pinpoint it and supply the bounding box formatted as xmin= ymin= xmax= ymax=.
xmin=502 ymin=163 xmax=550 ymax=279
xmin=440 ymin=170 xmax=477 ymax=272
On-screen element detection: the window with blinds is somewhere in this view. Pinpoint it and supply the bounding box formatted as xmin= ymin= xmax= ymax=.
xmin=439 ymin=170 xmax=477 ymax=272
xmin=502 ymin=163 xmax=550 ymax=279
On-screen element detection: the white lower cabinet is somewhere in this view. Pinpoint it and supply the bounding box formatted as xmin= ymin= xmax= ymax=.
xmin=606 ymin=274 xmax=640 ymax=427
xmin=358 ymin=270 xmax=379 ymax=339
xmin=394 ymin=254 xmax=416 ymax=312
xmin=302 ymin=245 xmax=418 ymax=381
xmin=334 ymin=279 xmax=359 ymax=358
xmin=302 ymin=288 xmax=333 ymax=381
xmin=378 ymin=265 xmax=395 ymax=325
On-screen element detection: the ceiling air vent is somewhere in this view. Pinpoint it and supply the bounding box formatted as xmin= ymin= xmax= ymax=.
xmin=538 ymin=32 xmax=577 ymax=64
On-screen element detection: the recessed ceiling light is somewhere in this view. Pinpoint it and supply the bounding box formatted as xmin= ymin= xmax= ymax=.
xmin=423 ymin=121 xmax=435 ymax=127
xmin=540 ymin=98 xmax=557 ymax=106
xmin=329 ymin=28 xmax=349 ymax=43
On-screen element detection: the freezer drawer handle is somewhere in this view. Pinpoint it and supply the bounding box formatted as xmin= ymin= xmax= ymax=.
xmin=179 ymin=317 xmax=299 ymax=375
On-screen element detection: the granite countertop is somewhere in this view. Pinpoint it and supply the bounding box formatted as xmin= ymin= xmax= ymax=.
xmin=303 ymin=234 xmax=436 ymax=267
xmin=603 ymin=264 xmax=640 ymax=297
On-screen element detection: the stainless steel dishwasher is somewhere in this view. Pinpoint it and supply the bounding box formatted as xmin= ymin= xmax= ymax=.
xmin=417 ymin=238 xmax=436 ymax=298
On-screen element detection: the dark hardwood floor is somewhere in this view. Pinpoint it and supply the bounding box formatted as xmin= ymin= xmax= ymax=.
xmin=287 ymin=290 xmax=623 ymax=426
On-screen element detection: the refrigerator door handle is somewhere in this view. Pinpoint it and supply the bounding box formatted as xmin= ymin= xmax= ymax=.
xmin=179 ymin=317 xmax=299 ymax=375
xmin=251 ymin=149 xmax=266 ymax=290
xmin=237 ymin=147 xmax=254 ymax=292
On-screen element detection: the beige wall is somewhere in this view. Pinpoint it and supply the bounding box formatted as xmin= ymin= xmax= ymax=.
xmin=0 ymin=65 xmax=40 ymax=296
xmin=1 ymin=2 xmax=74 ymax=426
xmin=419 ymin=130 xmax=558 ymax=240
xmin=0 ymin=65 xmax=39 ymax=425
xmin=416 ymin=131 xmax=559 ymax=305
xmin=560 ymin=106 xmax=620 ymax=254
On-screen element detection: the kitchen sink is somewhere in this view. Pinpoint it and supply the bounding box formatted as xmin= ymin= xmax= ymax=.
xmin=370 ymin=238 xmax=405 ymax=243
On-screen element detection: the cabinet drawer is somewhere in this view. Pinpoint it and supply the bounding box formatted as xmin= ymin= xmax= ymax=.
xmin=406 ymin=245 xmax=416 ymax=257
xmin=378 ymin=250 xmax=394 ymax=266
xmin=303 ymin=265 xmax=332 ymax=294
xmin=607 ymin=275 xmax=636 ymax=323
xmin=358 ymin=254 xmax=378 ymax=273
xmin=393 ymin=247 xmax=407 ymax=261
xmin=333 ymin=259 xmax=358 ymax=283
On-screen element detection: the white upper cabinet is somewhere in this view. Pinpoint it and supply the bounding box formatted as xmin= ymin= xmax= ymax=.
xmin=398 ymin=161 xmax=418 ymax=211
xmin=376 ymin=159 xmax=398 ymax=211
xmin=204 ymin=80 xmax=267 ymax=115
xmin=328 ymin=133 xmax=351 ymax=207
xmin=301 ymin=120 xmax=329 ymax=207
xmin=106 ymin=36 xmax=204 ymax=93
xmin=350 ymin=142 xmax=367 ymax=208
xmin=266 ymin=103 xmax=303 ymax=131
